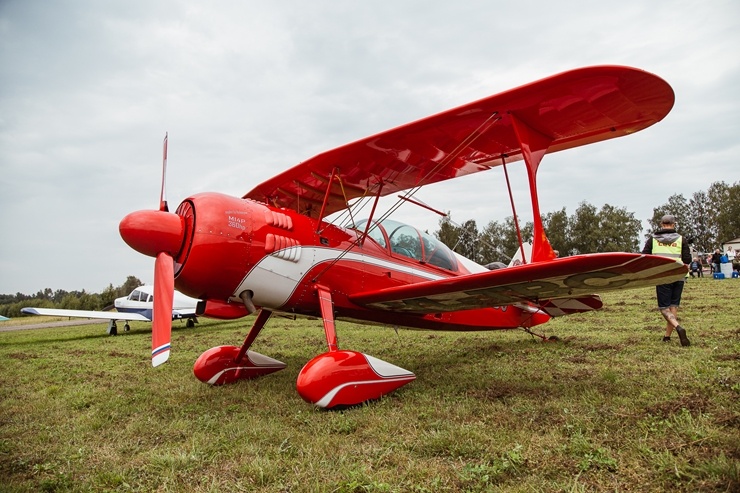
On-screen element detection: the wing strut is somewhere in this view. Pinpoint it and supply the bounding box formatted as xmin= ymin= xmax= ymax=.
xmin=359 ymin=181 xmax=384 ymax=246
xmin=316 ymin=285 xmax=338 ymax=352
xmin=315 ymin=167 xmax=337 ymax=226
xmin=510 ymin=114 xmax=557 ymax=262
xmin=502 ymin=157 xmax=527 ymax=264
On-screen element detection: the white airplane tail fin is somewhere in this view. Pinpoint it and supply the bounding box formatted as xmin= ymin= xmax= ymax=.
xmin=508 ymin=241 xmax=532 ymax=267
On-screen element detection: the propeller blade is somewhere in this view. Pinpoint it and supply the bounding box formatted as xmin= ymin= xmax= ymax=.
xmin=152 ymin=252 xmax=174 ymax=367
xmin=159 ymin=132 xmax=169 ymax=212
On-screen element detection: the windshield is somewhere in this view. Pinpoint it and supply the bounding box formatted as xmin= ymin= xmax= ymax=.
xmin=357 ymin=218 xmax=458 ymax=271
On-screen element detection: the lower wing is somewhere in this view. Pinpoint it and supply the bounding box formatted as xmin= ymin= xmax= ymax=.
xmin=350 ymin=253 xmax=685 ymax=314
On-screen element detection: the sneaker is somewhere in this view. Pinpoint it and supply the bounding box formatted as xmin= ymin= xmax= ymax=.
xmin=675 ymin=325 xmax=690 ymax=347
xmin=662 ymin=336 xmax=671 ymax=342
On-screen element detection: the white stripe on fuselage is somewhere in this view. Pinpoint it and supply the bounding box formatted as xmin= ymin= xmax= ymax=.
xmin=233 ymin=247 xmax=449 ymax=309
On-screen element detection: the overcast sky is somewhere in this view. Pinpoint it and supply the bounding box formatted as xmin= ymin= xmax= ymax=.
xmin=1 ymin=1 xmax=738 ymax=295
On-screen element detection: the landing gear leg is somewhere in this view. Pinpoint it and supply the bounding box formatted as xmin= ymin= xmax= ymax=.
xmin=520 ymin=326 xmax=558 ymax=342
xmin=192 ymin=309 xmax=285 ymax=385
xmin=107 ymin=320 xmax=118 ymax=336
xmin=296 ymin=285 xmax=415 ymax=408
xmin=234 ymin=309 xmax=272 ymax=365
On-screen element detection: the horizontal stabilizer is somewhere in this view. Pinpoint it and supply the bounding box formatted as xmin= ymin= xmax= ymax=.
xmin=535 ymin=295 xmax=603 ymax=317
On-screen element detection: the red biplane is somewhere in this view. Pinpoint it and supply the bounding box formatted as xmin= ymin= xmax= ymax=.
xmin=120 ymin=65 xmax=685 ymax=408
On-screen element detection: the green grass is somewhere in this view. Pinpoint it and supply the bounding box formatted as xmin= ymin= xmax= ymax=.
xmin=1 ymin=278 xmax=738 ymax=492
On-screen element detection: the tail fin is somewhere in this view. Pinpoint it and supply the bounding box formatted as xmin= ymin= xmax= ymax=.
xmin=508 ymin=241 xmax=532 ymax=267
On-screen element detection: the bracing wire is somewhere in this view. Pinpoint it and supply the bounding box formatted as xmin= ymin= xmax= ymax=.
xmin=311 ymin=112 xmax=501 ymax=282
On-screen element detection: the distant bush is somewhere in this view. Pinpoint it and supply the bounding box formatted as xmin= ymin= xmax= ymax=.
xmin=0 ymin=276 xmax=143 ymax=318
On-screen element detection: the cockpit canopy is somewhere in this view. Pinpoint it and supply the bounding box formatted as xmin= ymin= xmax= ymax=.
xmin=357 ymin=218 xmax=458 ymax=271
xmin=128 ymin=289 xmax=152 ymax=302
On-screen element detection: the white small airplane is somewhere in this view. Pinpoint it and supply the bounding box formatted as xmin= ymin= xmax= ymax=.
xmin=21 ymin=285 xmax=200 ymax=335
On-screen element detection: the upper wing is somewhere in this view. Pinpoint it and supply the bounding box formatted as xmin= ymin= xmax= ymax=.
xmin=349 ymin=253 xmax=686 ymax=315
xmin=21 ymin=307 xmax=150 ymax=321
xmin=245 ymin=66 xmax=674 ymax=218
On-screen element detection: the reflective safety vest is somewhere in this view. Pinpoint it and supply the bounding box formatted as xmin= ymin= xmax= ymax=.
xmin=652 ymin=236 xmax=683 ymax=263
xmin=653 ymin=236 xmax=688 ymax=278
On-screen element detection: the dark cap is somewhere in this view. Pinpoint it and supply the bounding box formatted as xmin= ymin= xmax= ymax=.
xmin=660 ymin=214 xmax=676 ymax=225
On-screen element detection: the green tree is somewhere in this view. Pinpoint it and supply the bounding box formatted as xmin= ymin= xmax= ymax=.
xmin=712 ymin=181 xmax=740 ymax=243
xmin=543 ymin=208 xmax=570 ymax=256
xmin=570 ymin=202 xmax=599 ymax=254
xmin=100 ymin=284 xmax=118 ymax=309
xmin=687 ymin=190 xmax=713 ymax=252
xmin=477 ymin=216 xmax=533 ymax=264
xmin=647 ymin=181 xmax=740 ymax=252
xmin=121 ymin=276 xmax=143 ymax=296
xmin=436 ymin=217 xmax=486 ymax=263
xmin=456 ymin=219 xmax=480 ymax=262
xmin=59 ymin=293 xmax=81 ymax=310
xmin=478 ymin=220 xmax=507 ymax=263
xmin=646 ymin=193 xmax=691 ymax=235
xmin=598 ymin=204 xmax=641 ymax=252
xmin=435 ymin=215 xmax=460 ymax=252
xmin=1 ymin=275 xmax=145 ymax=317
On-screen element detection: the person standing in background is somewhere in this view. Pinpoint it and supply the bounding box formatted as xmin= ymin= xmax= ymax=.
xmin=642 ymin=214 xmax=691 ymax=346
xmin=711 ymin=249 xmax=722 ymax=275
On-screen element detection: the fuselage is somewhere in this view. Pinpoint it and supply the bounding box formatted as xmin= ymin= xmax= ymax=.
xmin=168 ymin=192 xmax=548 ymax=331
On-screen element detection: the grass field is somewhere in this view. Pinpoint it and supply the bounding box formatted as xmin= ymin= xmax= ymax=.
xmin=1 ymin=278 xmax=738 ymax=492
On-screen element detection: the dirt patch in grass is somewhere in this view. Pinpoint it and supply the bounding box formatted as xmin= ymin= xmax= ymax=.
xmin=107 ymin=350 xmax=137 ymax=358
xmin=467 ymin=380 xmax=556 ymax=403
xmin=6 ymin=351 xmax=38 ymax=360
xmin=644 ymin=392 xmax=714 ymax=418
xmin=571 ymin=342 xmax=625 ymax=352
xmin=564 ymin=354 xmax=593 ymax=364
xmin=713 ymin=353 xmax=740 ymax=361
xmin=713 ymin=411 xmax=740 ymax=428
xmin=65 ymin=348 xmax=91 ymax=357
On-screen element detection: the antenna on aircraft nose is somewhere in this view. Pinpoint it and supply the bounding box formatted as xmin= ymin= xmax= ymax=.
xmin=160 ymin=132 xmax=169 ymax=212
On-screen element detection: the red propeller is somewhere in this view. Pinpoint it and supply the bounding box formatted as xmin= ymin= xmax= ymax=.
xmin=119 ymin=133 xmax=184 ymax=366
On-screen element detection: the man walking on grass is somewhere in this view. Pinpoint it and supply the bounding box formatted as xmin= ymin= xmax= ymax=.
xmin=642 ymin=214 xmax=691 ymax=346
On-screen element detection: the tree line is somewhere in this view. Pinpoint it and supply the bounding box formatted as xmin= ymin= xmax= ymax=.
xmin=2 ymin=182 xmax=737 ymax=316
xmin=434 ymin=181 xmax=739 ymax=265
xmin=644 ymin=181 xmax=740 ymax=254
xmin=0 ymin=276 xmax=143 ymax=319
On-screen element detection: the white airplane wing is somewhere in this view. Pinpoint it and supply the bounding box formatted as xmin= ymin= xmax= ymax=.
xmin=20 ymin=307 xmax=150 ymax=321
